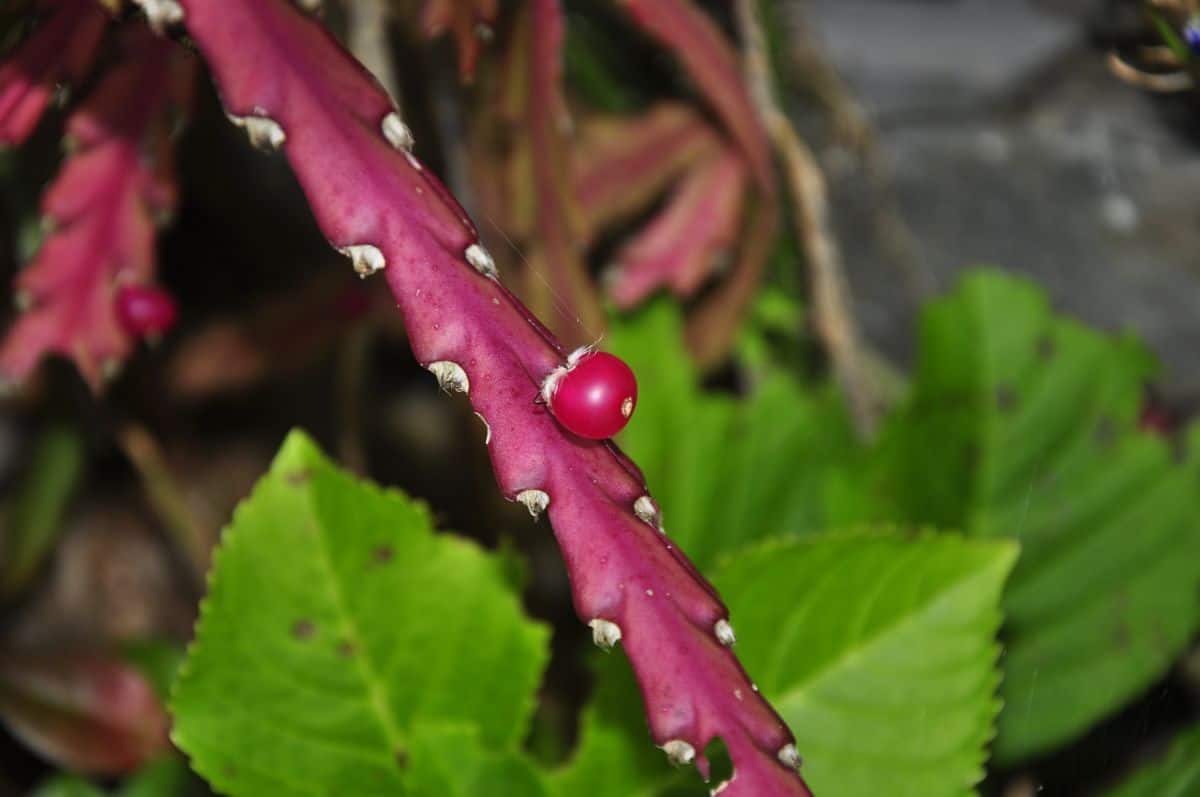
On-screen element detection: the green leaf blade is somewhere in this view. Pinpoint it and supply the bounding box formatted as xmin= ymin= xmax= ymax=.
xmin=885 ymin=271 xmax=1200 ymax=763
xmin=171 ymin=431 xmax=550 ymax=797
xmin=714 ymin=531 xmax=1017 ymax=797
xmin=1105 ymin=723 xmax=1200 ymax=797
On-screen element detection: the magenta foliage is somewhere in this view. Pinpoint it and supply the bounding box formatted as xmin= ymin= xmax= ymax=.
xmin=609 ymin=147 xmax=748 ymax=309
xmin=179 ymin=1 xmax=811 ymax=793
xmin=0 ymin=0 xmax=108 ymax=147
xmin=621 ymin=0 xmax=773 ymax=192
xmin=0 ymin=648 xmax=171 ymax=774
xmin=0 ymin=28 xmax=191 ymax=390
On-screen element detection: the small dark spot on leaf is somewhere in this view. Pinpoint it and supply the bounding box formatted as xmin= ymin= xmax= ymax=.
xmin=222 ymin=764 xmax=237 ymax=779
xmin=1094 ymin=416 xmax=1117 ymax=448
xmin=337 ymin=640 xmax=356 ymax=658
xmin=371 ymin=545 xmax=394 ymax=565
xmin=1036 ymin=334 xmax=1055 ymax=361
xmin=292 ymin=619 xmax=316 ymax=640
xmin=287 ymin=468 xmax=312 ymax=485
xmin=1112 ymin=622 xmax=1131 ymax=651
xmin=995 ymin=385 xmax=1016 ymax=413
xmin=394 ymin=748 xmax=409 ymax=769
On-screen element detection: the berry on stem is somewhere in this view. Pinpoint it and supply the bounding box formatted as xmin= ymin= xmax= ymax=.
xmin=116 ymin=285 xmax=178 ymax=339
xmin=544 ymin=349 xmax=637 ymax=439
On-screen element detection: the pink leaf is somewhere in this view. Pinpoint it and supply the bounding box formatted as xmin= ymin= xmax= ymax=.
xmin=178 ymin=1 xmax=811 ymax=793
xmin=574 ymin=102 xmax=722 ymax=235
xmin=620 ymin=0 xmax=774 ymax=192
xmin=608 ymin=147 xmax=748 ymax=309
xmin=0 ymin=28 xmax=192 ymax=390
xmin=0 ymin=648 xmax=171 ymax=774
xmin=0 ymin=0 xmax=108 ymax=147
xmin=420 ymin=0 xmax=498 ymax=82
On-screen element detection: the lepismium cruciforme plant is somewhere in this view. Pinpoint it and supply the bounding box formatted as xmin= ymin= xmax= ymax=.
xmin=0 ymin=25 xmax=191 ymax=389
xmin=0 ymin=0 xmax=108 ymax=147
xmin=175 ymin=1 xmax=811 ymax=793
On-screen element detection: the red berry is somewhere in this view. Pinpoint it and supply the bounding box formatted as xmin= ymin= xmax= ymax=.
xmin=116 ymin=284 xmax=178 ymax=338
xmin=546 ymin=351 xmax=638 ymax=439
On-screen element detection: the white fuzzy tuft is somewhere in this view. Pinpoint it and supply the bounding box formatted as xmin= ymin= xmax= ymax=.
xmin=337 ymin=244 xmax=386 ymax=277
xmin=778 ymin=743 xmax=802 ymax=771
xmin=464 ymin=243 xmax=497 ymax=278
xmin=226 ymin=113 xmax=286 ymax=151
xmin=714 ymin=619 xmax=736 ymax=647
xmin=133 ymin=0 xmax=184 ymax=31
xmin=588 ymin=618 xmax=622 ymax=651
xmin=427 ymin=361 xmax=469 ymax=394
xmin=516 ymin=489 xmax=550 ymax=519
xmin=660 ymin=740 xmax=695 ymax=767
xmin=633 ymin=495 xmax=663 ymax=530
xmin=381 ymin=112 xmax=415 ymax=152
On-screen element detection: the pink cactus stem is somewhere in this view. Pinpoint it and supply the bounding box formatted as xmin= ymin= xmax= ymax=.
xmin=0 ymin=0 xmax=108 ymax=147
xmin=0 ymin=28 xmax=191 ymax=390
xmin=177 ymin=0 xmax=811 ymax=793
xmin=608 ymin=147 xmax=749 ymax=309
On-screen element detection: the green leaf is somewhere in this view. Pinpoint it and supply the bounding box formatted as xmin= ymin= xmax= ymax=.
xmin=120 ymin=639 xmax=184 ymax=703
xmin=118 ymin=758 xmax=197 ymax=797
xmin=171 ymin=431 xmax=550 ymax=797
xmin=406 ymin=724 xmax=549 ymax=797
xmin=612 ymin=302 xmax=868 ymax=569
xmin=881 ymin=271 xmax=1200 ymax=762
xmin=3 ymin=424 xmax=85 ymax=597
xmin=1105 ymin=723 xmax=1200 ymax=797
xmin=30 ymin=778 xmax=105 ymax=797
xmin=714 ymin=531 xmax=1017 ymax=797
xmin=546 ymin=655 xmax=695 ymax=797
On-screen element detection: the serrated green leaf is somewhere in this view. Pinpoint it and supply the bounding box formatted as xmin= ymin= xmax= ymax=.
xmin=880 ymin=271 xmax=1200 ymax=762
xmin=613 ymin=303 xmax=868 ymax=569
xmin=171 ymin=431 xmax=550 ymax=797
xmin=714 ymin=531 xmax=1017 ymax=797
xmin=1105 ymin=723 xmax=1200 ymax=797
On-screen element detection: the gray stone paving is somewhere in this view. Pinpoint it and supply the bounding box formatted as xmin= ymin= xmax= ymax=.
xmin=793 ymin=0 xmax=1200 ymax=395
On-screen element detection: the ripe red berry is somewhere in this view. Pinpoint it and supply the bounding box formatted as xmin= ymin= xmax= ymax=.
xmin=115 ymin=284 xmax=178 ymax=338
xmin=545 ymin=351 xmax=638 ymax=439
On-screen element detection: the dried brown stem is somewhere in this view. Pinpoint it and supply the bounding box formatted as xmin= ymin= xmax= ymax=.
xmin=734 ymin=0 xmax=882 ymax=437
xmin=116 ymin=424 xmax=209 ymax=585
